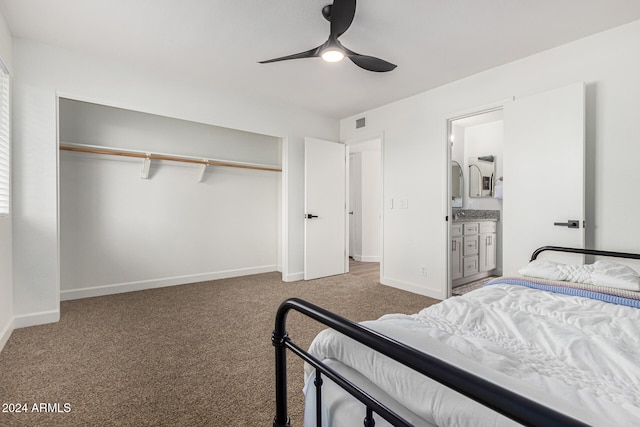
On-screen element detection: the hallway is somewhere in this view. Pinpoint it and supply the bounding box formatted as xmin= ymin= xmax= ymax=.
xmin=348 ymin=258 xmax=380 ymax=283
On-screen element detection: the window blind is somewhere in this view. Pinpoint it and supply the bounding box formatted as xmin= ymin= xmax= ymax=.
xmin=0 ymin=71 xmax=9 ymax=216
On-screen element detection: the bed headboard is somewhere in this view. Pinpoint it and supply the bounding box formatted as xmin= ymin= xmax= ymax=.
xmin=530 ymin=246 xmax=640 ymax=262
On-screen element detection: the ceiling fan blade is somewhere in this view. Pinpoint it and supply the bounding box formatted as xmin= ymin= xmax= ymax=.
xmin=347 ymin=52 xmax=397 ymax=72
xmin=330 ymin=0 xmax=357 ymax=39
xmin=259 ymin=46 xmax=320 ymax=64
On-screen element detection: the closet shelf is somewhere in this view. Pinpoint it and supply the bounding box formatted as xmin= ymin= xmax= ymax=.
xmin=59 ymin=142 xmax=282 ymax=173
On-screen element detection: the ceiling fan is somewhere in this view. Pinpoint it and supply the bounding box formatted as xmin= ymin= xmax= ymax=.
xmin=259 ymin=0 xmax=397 ymax=72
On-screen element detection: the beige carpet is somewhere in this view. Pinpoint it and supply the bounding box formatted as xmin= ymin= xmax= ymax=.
xmin=0 ymin=272 xmax=439 ymax=427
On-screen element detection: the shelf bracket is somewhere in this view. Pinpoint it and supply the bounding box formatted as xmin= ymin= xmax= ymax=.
xmin=140 ymin=156 xmax=151 ymax=179
xmin=197 ymin=161 xmax=208 ymax=182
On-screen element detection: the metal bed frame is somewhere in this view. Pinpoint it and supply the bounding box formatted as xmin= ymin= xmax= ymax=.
xmin=273 ymin=246 xmax=639 ymax=427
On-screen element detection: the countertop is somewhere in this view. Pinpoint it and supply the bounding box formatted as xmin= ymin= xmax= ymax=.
xmin=452 ymin=209 xmax=500 ymax=222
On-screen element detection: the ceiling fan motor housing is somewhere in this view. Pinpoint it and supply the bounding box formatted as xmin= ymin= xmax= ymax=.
xmin=322 ymin=5 xmax=333 ymax=21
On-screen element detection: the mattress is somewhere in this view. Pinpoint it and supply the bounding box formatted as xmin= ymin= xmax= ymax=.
xmin=303 ymin=280 xmax=640 ymax=426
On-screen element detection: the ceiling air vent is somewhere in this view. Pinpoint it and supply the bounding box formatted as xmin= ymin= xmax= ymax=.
xmin=355 ymin=117 xmax=366 ymax=129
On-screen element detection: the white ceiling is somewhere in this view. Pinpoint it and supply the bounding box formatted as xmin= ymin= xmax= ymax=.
xmin=2 ymin=0 xmax=640 ymax=119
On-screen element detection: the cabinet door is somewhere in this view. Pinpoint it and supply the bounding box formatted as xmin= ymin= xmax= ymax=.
xmin=479 ymin=221 xmax=496 ymax=234
xmin=479 ymin=233 xmax=497 ymax=272
xmin=452 ymin=237 xmax=463 ymax=280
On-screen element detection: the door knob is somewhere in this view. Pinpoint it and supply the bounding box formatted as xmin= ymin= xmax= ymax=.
xmin=305 ymin=214 xmax=319 ymax=219
xmin=554 ymin=220 xmax=579 ymax=228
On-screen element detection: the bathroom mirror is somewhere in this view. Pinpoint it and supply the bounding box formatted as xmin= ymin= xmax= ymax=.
xmin=469 ymin=155 xmax=495 ymax=198
xmin=452 ymin=161 xmax=463 ymax=207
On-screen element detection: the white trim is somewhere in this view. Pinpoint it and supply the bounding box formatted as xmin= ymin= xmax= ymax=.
xmin=283 ymin=271 xmax=304 ymax=282
xmin=0 ymin=317 xmax=14 ymax=352
xmin=55 ymin=93 xmax=62 ymax=329
xmin=379 ymin=134 xmax=385 ymax=285
xmin=381 ymin=276 xmax=446 ymax=300
xmin=445 ymin=98 xmax=513 ymax=122
xmin=345 ymin=144 xmax=350 ymax=273
xmin=0 ymin=71 xmax=10 ymax=217
xmin=281 ymin=137 xmax=290 ymax=282
xmin=60 ymin=265 xmax=278 ymax=301
xmin=14 ymin=310 xmax=60 ymax=329
xmin=445 ymin=117 xmax=453 ymax=298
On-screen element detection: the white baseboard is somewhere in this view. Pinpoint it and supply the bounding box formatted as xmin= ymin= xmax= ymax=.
xmin=0 ymin=317 xmax=14 ymax=352
xmin=381 ymin=276 xmax=446 ymax=300
xmin=60 ymin=265 xmax=278 ymax=301
xmin=283 ymin=271 xmax=304 ymax=282
xmin=13 ymin=309 xmax=60 ymax=329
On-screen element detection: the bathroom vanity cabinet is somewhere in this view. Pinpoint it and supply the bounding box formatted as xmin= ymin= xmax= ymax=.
xmin=452 ymin=219 xmax=497 ymax=286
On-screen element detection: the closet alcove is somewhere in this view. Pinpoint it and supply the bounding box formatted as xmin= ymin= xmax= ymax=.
xmin=58 ymin=98 xmax=282 ymax=300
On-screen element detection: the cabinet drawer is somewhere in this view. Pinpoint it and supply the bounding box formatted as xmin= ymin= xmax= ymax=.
xmin=479 ymin=221 xmax=496 ymax=234
xmin=463 ymin=236 xmax=478 ymax=256
xmin=463 ymin=222 xmax=480 ymax=235
xmin=463 ymin=256 xmax=479 ymax=276
xmin=451 ymin=223 xmax=463 ymax=237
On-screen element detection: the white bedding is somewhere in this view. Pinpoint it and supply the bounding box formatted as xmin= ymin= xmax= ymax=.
xmin=518 ymin=259 xmax=640 ymax=290
xmin=304 ymin=283 xmax=640 ymax=426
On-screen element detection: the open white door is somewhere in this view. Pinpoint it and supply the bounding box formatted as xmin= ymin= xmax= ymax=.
xmin=503 ymin=82 xmax=585 ymax=274
xmin=304 ymin=137 xmax=347 ymax=280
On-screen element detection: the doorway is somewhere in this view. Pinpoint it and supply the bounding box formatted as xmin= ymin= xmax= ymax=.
xmin=448 ymin=109 xmax=504 ymax=295
xmin=348 ymin=138 xmax=382 ymax=276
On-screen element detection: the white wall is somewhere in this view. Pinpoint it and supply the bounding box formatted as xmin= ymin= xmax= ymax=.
xmin=59 ymin=99 xmax=281 ymax=164
xmin=12 ymin=38 xmax=338 ymax=327
xmin=59 ymin=99 xmax=281 ymax=299
xmin=341 ymin=19 xmax=640 ymax=299
xmin=0 ymin=7 xmax=12 ymax=352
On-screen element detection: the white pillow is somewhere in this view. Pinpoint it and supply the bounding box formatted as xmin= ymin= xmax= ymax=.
xmin=519 ymin=259 xmax=640 ymax=291
xmin=518 ymin=259 xmax=568 ymax=281
xmin=557 ymin=263 xmax=594 ymax=284
xmin=591 ymin=260 xmax=640 ymax=291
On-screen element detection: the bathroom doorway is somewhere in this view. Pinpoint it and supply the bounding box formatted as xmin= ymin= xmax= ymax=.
xmin=448 ymin=109 xmax=504 ymax=295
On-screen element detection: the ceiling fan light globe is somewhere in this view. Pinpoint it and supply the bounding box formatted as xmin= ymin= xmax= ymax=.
xmin=321 ymin=49 xmax=345 ymax=62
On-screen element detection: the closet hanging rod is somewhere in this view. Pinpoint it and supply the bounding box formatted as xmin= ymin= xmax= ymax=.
xmin=59 ymin=142 xmax=282 ymax=172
